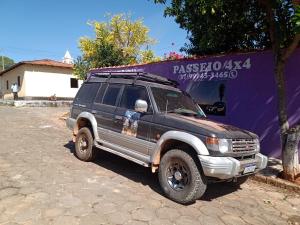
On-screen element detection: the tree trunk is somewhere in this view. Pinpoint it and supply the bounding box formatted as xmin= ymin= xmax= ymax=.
xmin=282 ymin=127 xmax=300 ymax=181
xmin=274 ymin=59 xmax=289 ymax=135
xmin=261 ymin=0 xmax=300 ymax=181
xmin=274 ymin=57 xmax=299 ymax=181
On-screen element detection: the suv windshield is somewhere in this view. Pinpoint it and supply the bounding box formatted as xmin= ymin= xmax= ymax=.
xmin=151 ymin=87 xmax=205 ymax=117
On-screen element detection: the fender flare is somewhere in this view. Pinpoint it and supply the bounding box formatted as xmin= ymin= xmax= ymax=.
xmin=75 ymin=112 xmax=100 ymax=140
xmin=150 ymin=131 xmax=209 ymax=166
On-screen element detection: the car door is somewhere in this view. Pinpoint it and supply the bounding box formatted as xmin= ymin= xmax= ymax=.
xmin=92 ymin=83 xmax=123 ymax=143
xmin=113 ymin=85 xmax=153 ymax=156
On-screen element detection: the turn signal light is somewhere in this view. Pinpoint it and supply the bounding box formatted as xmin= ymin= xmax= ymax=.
xmin=206 ymin=137 xmax=219 ymax=145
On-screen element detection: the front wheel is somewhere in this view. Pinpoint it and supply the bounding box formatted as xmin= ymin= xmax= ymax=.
xmin=158 ymin=149 xmax=207 ymax=204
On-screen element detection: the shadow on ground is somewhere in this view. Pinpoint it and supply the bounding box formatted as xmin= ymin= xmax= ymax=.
xmin=259 ymin=157 xmax=282 ymax=177
xmin=64 ymin=141 xmax=240 ymax=203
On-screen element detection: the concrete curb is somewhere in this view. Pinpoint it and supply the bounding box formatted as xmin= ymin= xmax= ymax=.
xmin=0 ymin=100 xmax=72 ymax=107
xmin=0 ymin=100 xmax=14 ymax=106
xmin=251 ymin=174 xmax=300 ymax=194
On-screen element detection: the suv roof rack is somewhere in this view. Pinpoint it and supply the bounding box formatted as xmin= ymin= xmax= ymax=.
xmin=87 ymin=71 xmax=179 ymax=87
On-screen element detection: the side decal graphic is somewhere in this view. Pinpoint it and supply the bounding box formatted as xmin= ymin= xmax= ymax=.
xmin=122 ymin=110 xmax=141 ymax=137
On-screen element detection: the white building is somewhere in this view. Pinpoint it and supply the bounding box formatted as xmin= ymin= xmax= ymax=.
xmin=0 ymin=58 xmax=83 ymax=100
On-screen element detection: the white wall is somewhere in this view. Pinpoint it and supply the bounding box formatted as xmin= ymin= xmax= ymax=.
xmin=24 ymin=66 xmax=83 ymax=98
xmin=0 ymin=65 xmax=26 ymax=100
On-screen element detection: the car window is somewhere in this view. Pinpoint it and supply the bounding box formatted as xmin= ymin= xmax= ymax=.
xmin=119 ymin=85 xmax=151 ymax=111
xmin=187 ymin=81 xmax=227 ymax=116
xmin=102 ymin=84 xmax=122 ymax=106
xmin=151 ymin=87 xmax=205 ymax=117
xmin=74 ymin=83 xmax=100 ymax=104
xmin=94 ymin=83 xmax=107 ymax=104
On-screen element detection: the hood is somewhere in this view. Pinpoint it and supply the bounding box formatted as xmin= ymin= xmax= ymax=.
xmin=164 ymin=113 xmax=258 ymax=139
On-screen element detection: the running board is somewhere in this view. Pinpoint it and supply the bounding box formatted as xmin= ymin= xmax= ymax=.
xmin=94 ymin=142 xmax=150 ymax=167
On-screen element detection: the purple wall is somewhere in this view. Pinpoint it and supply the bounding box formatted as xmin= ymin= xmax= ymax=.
xmin=92 ymin=49 xmax=300 ymax=158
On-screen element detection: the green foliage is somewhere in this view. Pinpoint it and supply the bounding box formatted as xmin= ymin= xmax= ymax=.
xmin=73 ymin=57 xmax=89 ymax=80
xmin=0 ymin=56 xmax=15 ymax=71
xmin=155 ymin=0 xmax=299 ymax=56
xmin=293 ymin=5 xmax=300 ymax=34
xmin=271 ymin=0 xmax=297 ymax=49
xmin=140 ymin=49 xmax=161 ymax=63
xmin=74 ymin=43 xmax=131 ymax=80
xmin=74 ymin=14 xmax=157 ymax=79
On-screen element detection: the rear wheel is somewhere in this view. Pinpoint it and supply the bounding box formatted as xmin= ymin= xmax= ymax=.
xmin=75 ymin=127 xmax=95 ymax=162
xmin=158 ymin=149 xmax=207 ymax=204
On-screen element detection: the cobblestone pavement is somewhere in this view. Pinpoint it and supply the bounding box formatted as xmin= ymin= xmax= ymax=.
xmin=0 ymin=106 xmax=300 ymax=225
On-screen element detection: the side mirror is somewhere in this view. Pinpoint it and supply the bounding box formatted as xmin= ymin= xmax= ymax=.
xmin=135 ymin=99 xmax=148 ymax=113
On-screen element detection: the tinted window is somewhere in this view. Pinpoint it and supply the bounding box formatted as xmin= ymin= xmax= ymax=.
xmin=120 ymin=86 xmax=150 ymax=110
xmin=94 ymin=83 xmax=108 ymax=104
xmin=151 ymin=87 xmax=204 ymax=116
xmin=102 ymin=84 xmax=122 ymax=106
xmin=187 ymin=81 xmax=227 ymax=116
xmin=74 ymin=83 xmax=100 ymax=104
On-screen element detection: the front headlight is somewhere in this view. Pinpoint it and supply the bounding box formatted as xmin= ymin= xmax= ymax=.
xmin=206 ymin=137 xmax=230 ymax=153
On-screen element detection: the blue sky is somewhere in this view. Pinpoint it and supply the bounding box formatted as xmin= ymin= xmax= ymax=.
xmin=0 ymin=0 xmax=188 ymax=63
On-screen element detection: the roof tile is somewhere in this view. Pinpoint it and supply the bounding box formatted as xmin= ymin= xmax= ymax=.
xmin=0 ymin=59 xmax=73 ymax=76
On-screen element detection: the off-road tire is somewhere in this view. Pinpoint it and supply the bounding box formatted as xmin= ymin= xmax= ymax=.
xmin=158 ymin=149 xmax=207 ymax=204
xmin=75 ymin=127 xmax=95 ymax=162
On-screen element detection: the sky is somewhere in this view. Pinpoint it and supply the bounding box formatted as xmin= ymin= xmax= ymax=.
xmin=0 ymin=0 xmax=188 ymax=63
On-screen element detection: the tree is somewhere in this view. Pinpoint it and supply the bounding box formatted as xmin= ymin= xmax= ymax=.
xmin=0 ymin=56 xmax=15 ymax=71
xmin=155 ymin=0 xmax=300 ymax=180
xmin=74 ymin=43 xmax=131 ymax=80
xmin=74 ymin=14 xmax=158 ymax=79
xmin=260 ymin=0 xmax=300 ymax=181
xmin=154 ymin=0 xmax=270 ymax=55
xmin=140 ymin=49 xmax=161 ymax=63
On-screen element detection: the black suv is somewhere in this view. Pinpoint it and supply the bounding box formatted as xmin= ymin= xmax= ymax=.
xmin=66 ymin=72 xmax=267 ymax=204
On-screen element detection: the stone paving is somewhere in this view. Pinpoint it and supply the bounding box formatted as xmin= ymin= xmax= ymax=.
xmin=0 ymin=106 xmax=300 ymax=225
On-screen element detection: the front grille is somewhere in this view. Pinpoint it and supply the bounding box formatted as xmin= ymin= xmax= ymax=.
xmin=232 ymin=139 xmax=257 ymax=153
xmin=234 ymin=154 xmax=255 ymax=160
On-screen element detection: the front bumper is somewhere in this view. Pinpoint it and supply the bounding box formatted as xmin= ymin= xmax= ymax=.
xmin=199 ymin=153 xmax=268 ymax=179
